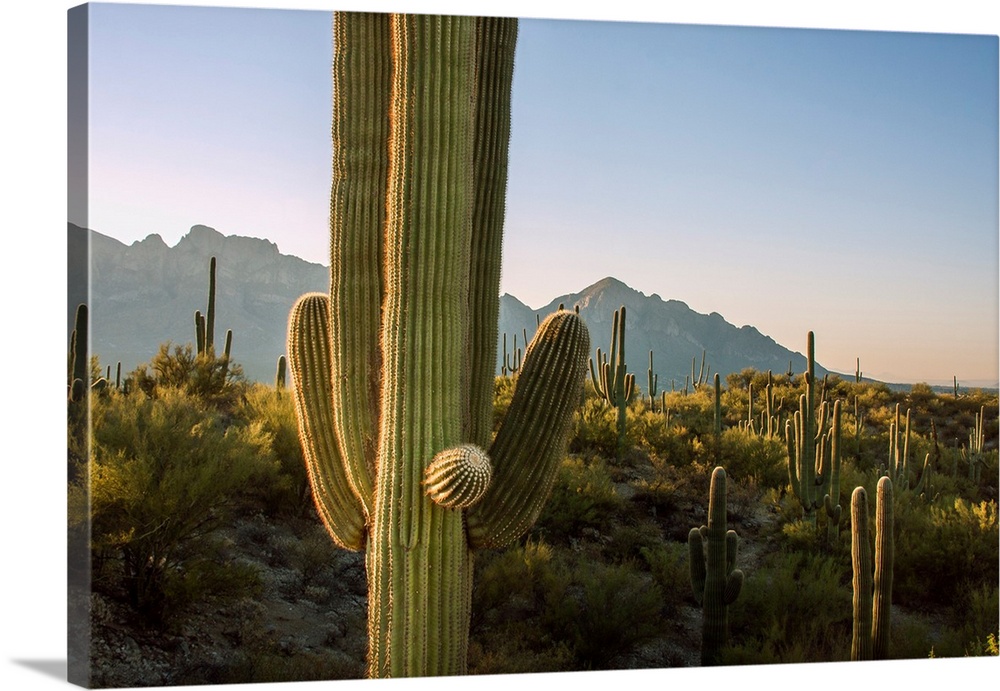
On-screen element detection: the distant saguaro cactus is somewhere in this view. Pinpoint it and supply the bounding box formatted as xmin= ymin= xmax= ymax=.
xmin=275 ymin=355 xmax=286 ymax=391
xmin=851 ymin=476 xmax=894 ymax=661
xmin=589 ymin=305 xmax=634 ymax=457
xmin=689 ymin=466 xmax=744 ymax=665
xmin=785 ymin=331 xmax=831 ymax=527
xmin=286 ymin=13 xmax=588 ymax=678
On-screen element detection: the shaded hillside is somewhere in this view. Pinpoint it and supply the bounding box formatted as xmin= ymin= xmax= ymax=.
xmin=499 ymin=277 xmax=829 ymax=389
xmin=74 ymin=223 xmax=328 ymax=383
xmin=76 ymin=223 xmax=831 ymax=386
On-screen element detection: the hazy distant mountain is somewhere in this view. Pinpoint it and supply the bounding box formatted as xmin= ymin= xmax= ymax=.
xmin=73 ymin=223 xmax=827 ymax=386
xmin=498 ymin=276 xmax=827 ymax=392
xmin=71 ymin=223 xmax=328 ymax=383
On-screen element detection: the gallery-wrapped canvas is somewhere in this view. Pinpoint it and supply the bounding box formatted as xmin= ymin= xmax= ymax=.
xmin=67 ymin=1 xmax=998 ymax=688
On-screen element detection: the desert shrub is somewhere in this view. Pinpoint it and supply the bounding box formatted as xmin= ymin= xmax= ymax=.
xmin=921 ymin=582 xmax=1000 ymax=658
xmin=469 ymin=540 xmax=577 ymax=673
xmin=85 ymin=386 xmax=281 ymax=624
xmin=570 ymin=396 xmax=620 ymax=457
xmin=724 ymin=550 xmax=852 ymax=664
xmin=491 ymin=374 xmax=517 ymax=431
xmin=472 ymin=540 xmax=568 ymax=631
xmin=601 ymin=519 xmax=665 ymax=565
xmin=717 ymin=428 xmax=788 ymax=491
xmin=893 ymin=494 xmax=999 ymax=609
xmin=630 ymin=408 xmax=697 ymax=466
xmin=629 ymin=458 xmax=691 ymax=520
xmin=130 ymin=342 xmax=248 ymax=414
xmin=639 ymin=541 xmax=691 ymax=616
xmin=541 ymin=559 xmax=666 ymax=669
xmin=660 ymin=388 xmax=715 ymax=438
xmin=236 ymin=384 xmax=310 ymax=515
xmin=531 ymin=456 xmax=623 ymax=544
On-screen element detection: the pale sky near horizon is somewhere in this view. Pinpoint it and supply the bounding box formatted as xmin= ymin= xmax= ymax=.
xmin=72 ymin=1 xmax=999 ymax=386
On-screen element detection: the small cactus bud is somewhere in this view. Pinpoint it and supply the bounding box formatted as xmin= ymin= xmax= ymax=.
xmin=424 ymin=444 xmax=492 ymax=509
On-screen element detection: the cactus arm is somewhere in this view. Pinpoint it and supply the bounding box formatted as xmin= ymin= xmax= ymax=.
xmin=325 ymin=11 xmax=390 ymax=522
xmin=688 ymin=527 xmax=707 ymax=605
xmin=287 ymin=293 xmax=367 ymax=550
xmin=275 ymin=354 xmax=286 ymax=390
xmin=466 ymin=310 xmax=590 ymax=549
xmin=466 ymin=15 xmax=517 ymax=446
xmin=785 ymin=418 xmax=798 ymax=490
xmin=194 ymin=310 xmax=205 ymax=355
xmin=902 ymin=408 xmax=911 ymax=486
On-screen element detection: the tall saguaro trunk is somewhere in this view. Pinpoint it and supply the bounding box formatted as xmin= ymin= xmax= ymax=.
xmin=288 ymin=12 xmax=589 ymax=679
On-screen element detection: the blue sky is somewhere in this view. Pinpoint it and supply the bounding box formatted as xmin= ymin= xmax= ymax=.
xmin=72 ymin=1 xmax=999 ymax=386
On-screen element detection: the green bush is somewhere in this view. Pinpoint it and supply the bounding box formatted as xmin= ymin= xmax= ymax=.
xmin=236 ymin=384 xmax=310 ymax=515
xmin=469 ymin=540 xmax=576 ymax=673
xmin=543 ymin=559 xmax=665 ymax=669
xmin=717 ymin=428 xmax=788 ymax=492
xmin=893 ymin=494 xmax=999 ymax=609
xmin=723 ymin=550 xmax=852 ymax=665
xmin=570 ymin=396 xmax=620 ymax=458
xmin=81 ymin=386 xmax=281 ymax=623
xmin=531 ymin=456 xmax=623 ymax=544
xmin=130 ymin=342 xmax=248 ymax=413
xmin=639 ymin=541 xmax=691 ymax=616
xmin=630 ymin=408 xmax=697 ymax=466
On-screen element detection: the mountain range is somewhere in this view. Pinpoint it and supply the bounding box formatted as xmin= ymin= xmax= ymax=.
xmin=70 ymin=223 xmax=829 ymax=387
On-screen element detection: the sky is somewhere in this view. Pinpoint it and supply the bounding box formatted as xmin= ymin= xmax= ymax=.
xmin=72 ymin=1 xmax=999 ymax=388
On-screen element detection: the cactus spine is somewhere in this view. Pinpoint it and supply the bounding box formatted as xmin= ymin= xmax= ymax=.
xmin=588 ymin=305 xmax=634 ymax=457
xmin=287 ymin=14 xmax=588 ymax=678
xmin=851 ymin=476 xmax=894 ymax=660
xmin=689 ymin=466 xmax=744 ymax=665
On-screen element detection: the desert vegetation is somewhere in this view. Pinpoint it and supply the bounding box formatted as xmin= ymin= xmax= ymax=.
xmin=68 ymin=294 xmax=999 ymax=684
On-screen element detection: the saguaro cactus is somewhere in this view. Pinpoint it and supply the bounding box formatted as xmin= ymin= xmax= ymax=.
xmin=68 ymin=303 xmax=89 ymax=402
xmin=589 ymin=305 xmax=634 ymax=457
xmin=194 ymin=256 xmax=228 ymax=358
xmin=689 ymin=466 xmax=744 ymax=665
xmin=823 ymin=399 xmax=843 ymax=544
xmin=647 ymin=350 xmax=658 ymax=411
xmin=785 ymin=331 xmax=830 ymax=526
xmin=850 ymin=476 xmax=894 ymax=661
xmin=275 ymin=355 xmax=286 ymax=391
xmin=287 ymin=13 xmax=589 ymax=678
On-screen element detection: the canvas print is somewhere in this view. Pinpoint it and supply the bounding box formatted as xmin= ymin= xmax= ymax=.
xmin=67 ymin=2 xmax=999 ymax=688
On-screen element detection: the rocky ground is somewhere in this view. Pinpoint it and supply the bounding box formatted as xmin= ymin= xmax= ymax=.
xmin=87 ymin=512 xmax=370 ymax=687
xmin=83 ymin=479 xmax=782 ymax=687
